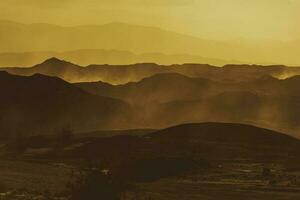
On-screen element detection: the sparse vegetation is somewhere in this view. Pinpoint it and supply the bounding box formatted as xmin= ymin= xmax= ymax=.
xmin=67 ymin=167 xmax=129 ymax=200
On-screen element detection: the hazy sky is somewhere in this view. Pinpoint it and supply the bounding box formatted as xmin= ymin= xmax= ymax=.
xmin=0 ymin=0 xmax=299 ymax=41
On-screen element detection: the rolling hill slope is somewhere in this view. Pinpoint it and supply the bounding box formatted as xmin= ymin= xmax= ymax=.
xmin=68 ymin=122 xmax=300 ymax=164
xmin=76 ymin=72 xmax=300 ymax=136
xmin=0 ymin=71 xmax=132 ymax=136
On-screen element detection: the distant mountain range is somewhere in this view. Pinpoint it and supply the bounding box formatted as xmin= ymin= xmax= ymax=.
xmin=1 ymin=20 xmax=300 ymax=65
xmin=1 ymin=57 xmax=300 ymax=84
xmin=0 ymin=50 xmax=238 ymax=67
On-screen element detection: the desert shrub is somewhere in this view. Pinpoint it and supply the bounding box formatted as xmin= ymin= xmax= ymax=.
xmin=262 ymin=167 xmax=272 ymax=178
xmin=268 ymin=178 xmax=277 ymax=186
xmin=67 ymin=168 xmax=129 ymax=200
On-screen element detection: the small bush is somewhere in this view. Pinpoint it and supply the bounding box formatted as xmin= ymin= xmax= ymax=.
xmin=262 ymin=167 xmax=272 ymax=178
xmin=67 ymin=168 xmax=129 ymax=200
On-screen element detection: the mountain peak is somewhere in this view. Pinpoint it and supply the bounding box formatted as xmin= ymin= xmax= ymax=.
xmin=42 ymin=57 xmax=66 ymax=65
xmin=34 ymin=57 xmax=80 ymax=69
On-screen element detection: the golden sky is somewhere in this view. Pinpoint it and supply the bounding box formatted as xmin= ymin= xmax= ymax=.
xmin=0 ymin=0 xmax=299 ymax=41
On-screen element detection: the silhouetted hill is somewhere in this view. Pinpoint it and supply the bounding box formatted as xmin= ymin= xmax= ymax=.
xmin=2 ymin=58 xmax=172 ymax=84
xmin=0 ymin=72 xmax=132 ymax=136
xmin=144 ymin=122 xmax=300 ymax=161
xmin=76 ymin=73 xmax=216 ymax=105
xmin=35 ymin=57 xmax=76 ymax=68
xmin=148 ymin=122 xmax=298 ymax=147
xmin=2 ymin=58 xmax=87 ymax=83
xmin=66 ymin=123 xmax=300 ymax=166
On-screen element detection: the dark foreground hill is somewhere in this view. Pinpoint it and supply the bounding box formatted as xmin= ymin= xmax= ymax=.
xmin=2 ymin=122 xmax=300 ymax=199
xmin=145 ymin=123 xmax=300 ymax=162
xmin=57 ymin=122 xmax=300 ymax=169
xmin=10 ymin=122 xmax=298 ymax=187
xmin=146 ymin=123 xmax=300 ymax=161
xmin=0 ymin=71 xmax=132 ymax=136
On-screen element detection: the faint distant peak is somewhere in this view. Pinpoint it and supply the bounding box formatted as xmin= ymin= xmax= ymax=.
xmin=31 ymin=73 xmax=50 ymax=78
xmin=43 ymin=57 xmax=65 ymax=63
xmin=39 ymin=57 xmax=76 ymax=66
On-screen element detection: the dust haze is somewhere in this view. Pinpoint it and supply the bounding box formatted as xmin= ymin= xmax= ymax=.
xmin=1 ymin=1 xmax=300 ymax=200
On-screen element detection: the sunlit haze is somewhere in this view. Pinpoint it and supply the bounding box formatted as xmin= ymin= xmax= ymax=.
xmin=1 ymin=0 xmax=299 ymax=41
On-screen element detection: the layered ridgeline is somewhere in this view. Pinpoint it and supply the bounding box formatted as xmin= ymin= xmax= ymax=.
xmin=76 ymin=73 xmax=300 ymax=136
xmin=1 ymin=20 xmax=300 ymax=66
xmin=2 ymin=59 xmax=300 ymax=136
xmin=0 ymin=71 xmax=132 ymax=136
xmin=0 ymin=50 xmax=235 ymax=67
xmin=2 ymin=57 xmax=300 ymax=84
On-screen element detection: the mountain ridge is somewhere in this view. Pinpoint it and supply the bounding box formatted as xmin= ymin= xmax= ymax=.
xmin=2 ymin=57 xmax=300 ymax=84
xmin=1 ymin=20 xmax=300 ymax=65
xmin=75 ymin=70 xmax=300 ymax=137
xmin=0 ymin=50 xmax=237 ymax=67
